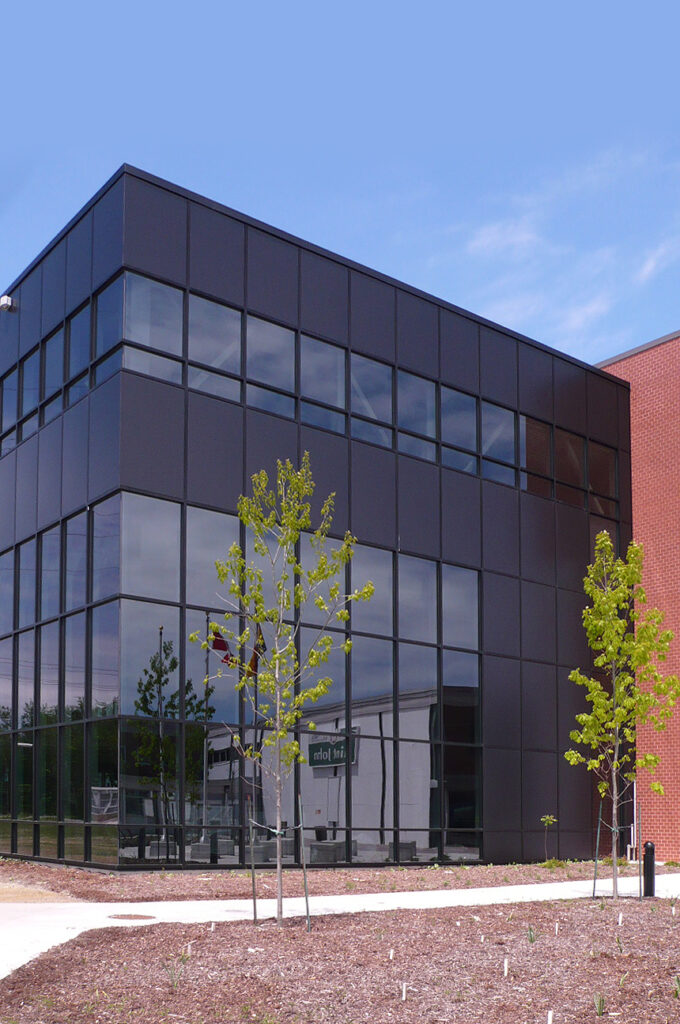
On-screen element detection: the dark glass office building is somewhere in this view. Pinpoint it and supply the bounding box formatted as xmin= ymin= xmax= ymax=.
xmin=0 ymin=167 xmax=631 ymax=867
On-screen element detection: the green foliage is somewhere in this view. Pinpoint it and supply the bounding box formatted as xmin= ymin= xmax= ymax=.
xmin=540 ymin=812 xmax=558 ymax=862
xmin=594 ymin=993 xmax=605 ymax=1016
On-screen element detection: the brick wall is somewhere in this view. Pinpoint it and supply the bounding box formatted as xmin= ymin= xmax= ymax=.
xmin=607 ymin=335 xmax=680 ymax=861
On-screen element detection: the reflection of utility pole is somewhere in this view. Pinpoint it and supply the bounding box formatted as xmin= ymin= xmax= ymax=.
xmin=202 ymin=612 xmax=210 ymax=842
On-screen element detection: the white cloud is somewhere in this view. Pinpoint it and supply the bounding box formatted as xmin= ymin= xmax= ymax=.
xmin=557 ymin=293 xmax=612 ymax=334
xmin=467 ymin=217 xmax=542 ymax=256
xmin=635 ymin=237 xmax=680 ymax=284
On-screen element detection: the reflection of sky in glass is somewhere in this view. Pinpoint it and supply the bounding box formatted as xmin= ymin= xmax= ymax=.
xmin=398 ymin=371 xmax=436 ymax=437
xmin=0 ymin=550 xmax=13 ymax=636
xmin=17 ymin=630 xmax=34 ymax=728
xmin=92 ymin=602 xmax=120 ymax=716
xmin=18 ymin=539 xmax=36 ymax=628
xmin=351 ymin=544 xmax=392 ymax=636
xmin=65 ymin=612 xmax=86 ymax=720
xmin=0 ymin=636 xmax=11 ymax=727
xmin=350 ymin=354 xmax=392 ymax=422
xmin=41 ymin=527 xmax=60 ymax=621
xmin=96 ymin=276 xmax=124 ymax=357
xmin=22 ymin=349 xmax=40 ymax=415
xmin=120 ymin=600 xmax=179 ymax=716
xmin=186 ymin=608 xmax=239 ymax=725
xmin=398 ymin=642 xmax=437 ymax=693
xmin=92 ymin=495 xmax=120 ymax=603
xmin=301 ymin=336 xmax=345 ymax=408
xmin=65 ymin=513 xmax=87 ymax=612
xmin=189 ymin=294 xmax=241 ymax=373
xmin=186 ymin=506 xmax=238 ymax=609
xmin=39 ymin=620 xmax=59 ymax=721
xmin=300 ymin=625 xmax=346 ymax=708
xmin=442 ymin=564 xmax=478 ymax=650
xmin=481 ymin=402 xmax=515 ymax=463
xmin=44 ymin=329 xmax=64 ymax=399
xmin=69 ymin=305 xmax=91 ymax=378
xmin=442 ymin=649 xmax=479 ymax=689
xmin=555 ymin=429 xmax=584 ymax=487
xmin=125 ymin=273 xmax=183 ymax=356
xmin=398 ymin=555 xmax=437 ymax=643
xmin=519 ymin=416 xmax=551 ymax=476
xmin=441 ymin=387 xmax=477 ymax=451
xmin=2 ymin=369 xmax=17 ymax=433
xmin=246 ymin=316 xmax=295 ymax=391
xmin=351 ymin=635 xmax=393 ymax=707
xmin=122 ymin=493 xmax=180 ymax=602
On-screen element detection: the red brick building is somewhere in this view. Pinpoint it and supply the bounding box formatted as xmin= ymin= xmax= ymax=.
xmin=603 ymin=331 xmax=680 ymax=860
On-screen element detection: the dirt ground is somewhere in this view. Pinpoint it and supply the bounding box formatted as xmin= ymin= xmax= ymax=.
xmin=2 ymin=898 xmax=680 ymax=1023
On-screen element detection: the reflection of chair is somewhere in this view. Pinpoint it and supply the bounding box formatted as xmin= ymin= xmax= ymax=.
xmin=389 ymin=841 xmax=417 ymax=861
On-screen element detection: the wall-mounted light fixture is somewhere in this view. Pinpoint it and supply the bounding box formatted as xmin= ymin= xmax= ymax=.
xmin=0 ymin=295 xmax=16 ymax=312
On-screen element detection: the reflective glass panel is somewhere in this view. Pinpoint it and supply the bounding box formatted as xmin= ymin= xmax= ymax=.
xmin=1 ymin=369 xmax=17 ymax=433
xmin=92 ymin=494 xmax=120 ymax=602
xmin=39 ymin=621 xmax=59 ymax=725
xmin=556 ymin=483 xmax=585 ymax=508
xmin=442 ymin=650 xmax=479 ymax=744
xmin=188 ymin=365 xmax=240 ymax=402
xmin=120 ymin=716 xmax=180 ymax=830
xmin=350 ymin=635 xmax=393 ymax=735
xmin=481 ymin=460 xmax=515 ymax=486
xmin=188 ymin=295 xmax=241 ymax=373
xmin=443 ymin=745 xmax=480 ymax=833
xmin=63 ymin=823 xmax=84 ymax=859
xmin=17 ymin=630 xmax=35 ymax=728
xmin=96 ymin=276 xmax=124 ymax=357
xmin=185 ymin=724 xmax=241 ymax=837
xmin=298 ymin=533 xmax=344 ymax=628
xmin=64 ymin=612 xmax=86 ymax=721
xmin=20 ymin=412 xmax=38 ymax=440
xmin=520 ymin=472 xmax=552 ymax=498
xmin=398 ymin=371 xmax=435 ymax=437
xmin=481 ymin=402 xmax=515 ymax=464
xmin=589 ymin=441 xmax=617 ymax=497
xmin=590 ymin=495 xmax=618 ymax=518
xmin=0 ymin=636 xmax=11 ymax=731
xmin=350 ymin=736 xmax=394 ymax=831
xmin=350 ymin=416 xmax=392 ymax=447
xmin=18 ymin=539 xmax=36 ymax=629
xmin=0 ymin=549 xmax=13 ymax=636
xmin=122 ymin=347 xmax=182 ymax=384
xmin=91 ymin=602 xmax=120 ymax=717
xmin=519 ymin=416 xmax=551 ymax=476
xmin=300 ymin=336 xmax=345 ymax=408
xmin=351 ymin=544 xmax=393 ymax=636
xmin=121 ymin=493 xmax=180 ymax=602
xmin=40 ymin=526 xmax=60 ymax=621
xmin=21 ymin=349 xmax=40 ymax=415
xmin=43 ymin=329 xmax=64 ymax=400
xmin=124 ymin=273 xmax=183 ymax=356
xmin=300 ymin=402 xmax=345 ymax=434
xmin=442 ymin=447 xmax=477 ymax=474
xmin=67 ymin=374 xmax=88 ymax=406
xmin=186 ymin=506 xmax=239 ymax=608
xmin=555 ymin=429 xmax=585 ymax=487
xmin=442 ymin=564 xmax=478 ymax=650
xmin=89 ymin=719 xmax=118 ymax=822
xmin=397 ymin=740 xmax=438 ymax=834
xmin=300 ymin=626 xmax=346 ymax=711
xmin=37 ymin=728 xmax=58 ymax=819
xmin=350 ymin=354 xmax=392 ymax=423
xmin=398 ymin=555 xmax=437 ymax=643
xmin=299 ymin=729 xmax=347 ymax=829
xmin=441 ymin=387 xmax=477 ymax=451
xmin=246 ymin=317 xmax=295 ymax=391
xmin=16 ymin=731 xmax=33 ymax=819
xmin=65 ymin=512 xmax=87 ymax=611
xmin=1 ymin=430 xmax=16 ymax=456
xmin=186 ymin=608 xmax=240 ymax=726
xmin=94 ymin=348 xmax=122 ymax=384
xmin=42 ymin=394 xmax=61 ymax=424
xmin=0 ymin=734 xmax=9 ymax=813
xmin=68 ymin=305 xmax=91 ymax=378
xmin=120 ymin=600 xmax=180 ymax=717
xmin=62 ymin=724 xmax=84 ymax=820
xmin=246 ymin=384 xmax=295 ymax=419
xmin=398 ymin=643 xmax=438 ymax=742
xmin=398 ymin=433 xmax=436 ymax=461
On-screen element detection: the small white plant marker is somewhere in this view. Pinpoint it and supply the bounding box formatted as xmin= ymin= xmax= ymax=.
xmin=503 ymin=957 xmax=508 ymax=977
xmin=547 ymin=1011 xmax=553 ymax=1024
xmin=402 ymin=982 xmax=407 ymax=1001
xmin=389 ymin=949 xmax=394 ymax=960
xmin=618 ymin=912 xmax=623 ymax=927
xmin=481 ymin=935 xmax=484 ymax=943
xmin=555 ymin=921 xmax=559 ymax=935
xmin=456 ymin=920 xmax=460 ymax=927
xmin=210 ymin=922 xmax=215 ymax=932
xmin=673 ymin=905 xmax=676 ymax=916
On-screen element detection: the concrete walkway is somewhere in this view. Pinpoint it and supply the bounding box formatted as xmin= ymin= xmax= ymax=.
xmin=3 ymin=872 xmax=680 ymax=982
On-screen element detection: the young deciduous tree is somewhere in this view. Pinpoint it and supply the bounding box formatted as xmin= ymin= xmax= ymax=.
xmin=565 ymin=530 xmax=680 ymax=897
xmin=191 ymin=452 xmax=373 ymax=924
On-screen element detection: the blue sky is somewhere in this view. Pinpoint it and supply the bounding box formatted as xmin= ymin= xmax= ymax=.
xmin=2 ymin=0 xmax=680 ymax=364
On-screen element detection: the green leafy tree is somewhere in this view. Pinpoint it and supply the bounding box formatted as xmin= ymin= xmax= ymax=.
xmin=192 ymin=452 xmax=373 ymax=924
xmin=565 ymin=531 xmax=680 ymax=897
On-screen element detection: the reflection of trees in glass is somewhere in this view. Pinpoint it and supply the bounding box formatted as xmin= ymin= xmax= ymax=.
xmin=0 ymin=706 xmax=10 ymax=732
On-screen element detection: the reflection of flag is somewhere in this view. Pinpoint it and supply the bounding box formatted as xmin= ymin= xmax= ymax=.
xmin=210 ymin=632 xmax=236 ymax=667
xmin=246 ymin=624 xmax=267 ymax=677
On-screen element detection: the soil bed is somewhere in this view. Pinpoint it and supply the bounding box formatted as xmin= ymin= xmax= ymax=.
xmin=0 ymin=857 xmax=673 ymax=903
xmin=2 ymin=898 xmax=680 ymax=1023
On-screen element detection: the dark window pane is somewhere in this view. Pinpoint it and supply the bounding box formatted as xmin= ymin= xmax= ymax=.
xmin=21 ymin=349 xmax=40 ymax=416
xmin=246 ymin=316 xmax=295 ymax=391
xmin=301 ymin=336 xmax=345 ymax=408
xmin=441 ymin=387 xmax=477 ymax=451
xmin=188 ymin=365 xmax=240 ymax=403
xmin=520 ymin=472 xmax=552 ymax=498
xmin=2 ymin=369 xmax=17 ymax=433
xmin=300 ymin=402 xmax=345 ymax=434
xmin=43 ymin=329 xmax=64 ymax=400
xmin=94 ymin=348 xmax=122 ymax=385
xmin=65 ymin=512 xmax=87 ymax=612
xmin=520 ymin=416 xmax=551 ymax=476
xmin=0 ymin=734 xmax=9 ymax=814
xmin=590 ymin=495 xmax=618 ymax=518
xmin=351 ymin=544 xmax=393 ymax=636
xmin=122 ymin=347 xmax=182 ymax=384
xmin=18 ymin=539 xmax=36 ymax=629
xmin=589 ymin=441 xmax=617 ymax=497
xmin=89 ymin=719 xmax=118 ymax=821
xmin=246 ymin=384 xmax=295 ymax=418
xmin=481 ymin=402 xmax=515 ymax=464
xmin=442 ymin=564 xmax=478 ymax=650
xmin=96 ymin=276 xmax=124 ymax=357
xmin=397 ymin=433 xmax=436 ymax=461
xmin=443 ymin=745 xmax=480 ymax=833
xmin=398 ymin=371 xmax=435 ymax=437
xmin=43 ymin=395 xmax=62 ymax=424
xmin=120 ymin=600 xmax=179 ymax=717
xmin=398 ymin=555 xmax=436 ymax=643
xmin=186 ymin=608 xmax=239 ymax=725
xmin=442 ymin=447 xmax=477 ymax=474
xmin=1 ymin=430 xmax=15 ymax=456
xmin=0 ymin=550 xmax=13 ymax=636
xmin=0 ymin=636 xmax=12 ymax=731
xmin=121 ymin=493 xmax=180 ymax=602
xmin=40 ymin=526 xmax=61 ymax=621
xmin=442 ymin=650 xmax=479 ymax=744
xmin=186 ymin=506 xmax=239 ymax=608
xmin=92 ymin=602 xmax=119 ymax=717
xmin=17 ymin=630 xmax=35 ymax=728
xmin=16 ymin=731 xmax=33 ymax=818
xmin=351 ymin=634 xmax=393 ymax=728
xmin=62 ymin=724 xmax=84 ymax=821
xmin=67 ymin=374 xmax=89 ymax=406
xmin=92 ymin=494 xmax=120 ymax=602
xmin=188 ymin=295 xmax=241 ymax=374
xmin=481 ymin=460 xmax=515 ymax=486
xmin=555 ymin=483 xmax=585 ymax=508
xmin=125 ymin=273 xmax=183 ymax=356
xmin=68 ymin=305 xmax=91 ymax=378
xmin=351 ymin=416 xmax=392 ymax=447
xmin=65 ymin=612 xmax=86 ymax=721
xmin=351 ymin=354 xmax=392 ymax=423
xmin=39 ymin=621 xmax=59 ymax=724
xmin=20 ymin=413 xmax=38 ymax=440
xmin=555 ymin=429 xmax=585 ymax=487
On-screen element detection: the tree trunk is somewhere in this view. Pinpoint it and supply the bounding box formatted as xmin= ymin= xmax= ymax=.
xmin=276 ymin=743 xmax=283 ymax=925
xmin=612 ymin=734 xmax=619 ymax=899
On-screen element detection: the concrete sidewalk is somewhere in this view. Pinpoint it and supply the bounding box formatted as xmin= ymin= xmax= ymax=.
xmin=3 ymin=872 xmax=680 ymax=982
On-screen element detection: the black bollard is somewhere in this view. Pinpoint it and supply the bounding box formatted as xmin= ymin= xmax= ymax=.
xmin=643 ymin=840 xmax=655 ymax=897
xmin=210 ymin=831 xmax=218 ymax=865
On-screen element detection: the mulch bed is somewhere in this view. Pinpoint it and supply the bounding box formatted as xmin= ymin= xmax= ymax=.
xmin=2 ymin=899 xmax=680 ymax=1023
xmin=0 ymin=856 xmax=672 ymax=903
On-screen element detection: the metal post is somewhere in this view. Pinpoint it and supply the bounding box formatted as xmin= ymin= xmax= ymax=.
xmin=202 ymin=613 xmax=210 ymax=844
xmin=298 ymin=794 xmax=311 ymax=932
xmin=643 ymin=841 xmax=655 ymax=898
xmin=248 ymin=803 xmax=257 ymax=925
xmin=593 ymin=798 xmax=603 ymax=898
xmin=638 ymin=799 xmax=643 ymax=901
